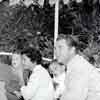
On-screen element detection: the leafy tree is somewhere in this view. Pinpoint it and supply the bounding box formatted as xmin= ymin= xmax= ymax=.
xmin=0 ymin=0 xmax=100 ymax=66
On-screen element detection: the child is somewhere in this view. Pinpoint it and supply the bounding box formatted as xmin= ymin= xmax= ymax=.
xmin=49 ymin=60 xmax=65 ymax=100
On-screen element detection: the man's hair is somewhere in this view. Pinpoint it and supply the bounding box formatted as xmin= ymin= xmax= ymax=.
xmin=21 ymin=47 xmax=42 ymax=64
xmin=57 ymin=34 xmax=80 ymax=52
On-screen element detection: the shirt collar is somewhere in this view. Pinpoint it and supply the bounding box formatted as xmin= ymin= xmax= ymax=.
xmin=67 ymin=54 xmax=81 ymax=68
xmin=33 ymin=64 xmax=42 ymax=72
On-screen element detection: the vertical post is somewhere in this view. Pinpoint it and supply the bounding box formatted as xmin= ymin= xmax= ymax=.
xmin=54 ymin=0 xmax=59 ymax=59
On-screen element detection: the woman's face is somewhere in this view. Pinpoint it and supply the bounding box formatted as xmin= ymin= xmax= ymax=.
xmin=22 ymin=55 xmax=35 ymax=70
xmin=22 ymin=55 xmax=31 ymax=67
xmin=12 ymin=54 xmax=22 ymax=68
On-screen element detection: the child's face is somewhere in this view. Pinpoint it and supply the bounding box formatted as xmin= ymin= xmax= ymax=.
xmin=54 ymin=64 xmax=63 ymax=76
xmin=49 ymin=63 xmax=65 ymax=76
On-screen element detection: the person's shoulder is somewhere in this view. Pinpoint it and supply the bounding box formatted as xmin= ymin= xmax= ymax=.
xmin=0 ymin=62 xmax=9 ymax=66
xmin=0 ymin=63 xmax=12 ymax=72
xmin=35 ymin=65 xmax=47 ymax=72
xmin=38 ymin=65 xmax=51 ymax=77
xmin=77 ymin=55 xmax=92 ymax=67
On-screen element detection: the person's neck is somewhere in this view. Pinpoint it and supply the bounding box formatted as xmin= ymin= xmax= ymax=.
xmin=65 ymin=53 xmax=76 ymax=66
xmin=31 ymin=63 xmax=37 ymax=71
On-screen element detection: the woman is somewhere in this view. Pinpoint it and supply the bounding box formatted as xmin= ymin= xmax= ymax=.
xmin=14 ymin=47 xmax=54 ymax=100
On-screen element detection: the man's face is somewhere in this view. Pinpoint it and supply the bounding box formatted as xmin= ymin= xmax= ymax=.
xmin=55 ymin=39 xmax=72 ymax=65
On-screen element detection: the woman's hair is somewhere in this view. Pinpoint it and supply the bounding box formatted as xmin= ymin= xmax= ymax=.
xmin=21 ymin=47 xmax=42 ymax=64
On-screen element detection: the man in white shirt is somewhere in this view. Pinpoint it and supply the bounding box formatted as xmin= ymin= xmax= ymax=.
xmin=14 ymin=47 xmax=54 ymax=100
xmin=55 ymin=34 xmax=100 ymax=100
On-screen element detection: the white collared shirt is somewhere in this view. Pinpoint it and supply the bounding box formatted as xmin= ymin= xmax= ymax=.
xmin=53 ymin=72 xmax=65 ymax=99
xmin=21 ymin=65 xmax=54 ymax=100
xmin=61 ymin=55 xmax=100 ymax=100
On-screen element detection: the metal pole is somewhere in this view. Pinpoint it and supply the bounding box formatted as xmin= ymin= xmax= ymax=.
xmin=54 ymin=0 xmax=59 ymax=59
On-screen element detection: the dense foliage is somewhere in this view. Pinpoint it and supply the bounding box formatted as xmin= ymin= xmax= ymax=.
xmin=0 ymin=0 xmax=100 ymax=66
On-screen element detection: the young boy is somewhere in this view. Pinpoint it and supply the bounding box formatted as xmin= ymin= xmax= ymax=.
xmin=49 ymin=60 xmax=65 ymax=100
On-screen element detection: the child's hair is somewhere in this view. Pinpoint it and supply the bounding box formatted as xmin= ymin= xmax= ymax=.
xmin=50 ymin=59 xmax=58 ymax=65
xmin=49 ymin=59 xmax=65 ymax=75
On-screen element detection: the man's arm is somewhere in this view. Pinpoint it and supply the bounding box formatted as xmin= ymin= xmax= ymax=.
xmin=61 ymin=68 xmax=88 ymax=100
